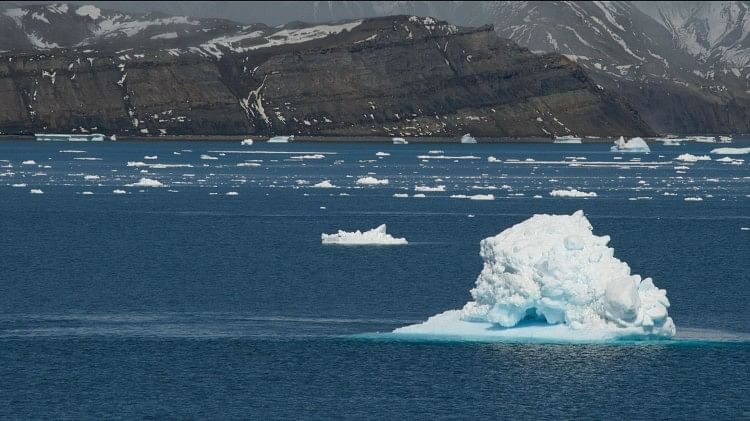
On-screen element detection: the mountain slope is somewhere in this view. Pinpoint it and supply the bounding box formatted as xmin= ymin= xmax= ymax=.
xmin=0 ymin=5 xmax=652 ymax=138
xmin=96 ymin=0 xmax=749 ymax=135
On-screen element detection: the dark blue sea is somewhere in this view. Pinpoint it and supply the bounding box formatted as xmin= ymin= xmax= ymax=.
xmin=0 ymin=139 xmax=748 ymax=419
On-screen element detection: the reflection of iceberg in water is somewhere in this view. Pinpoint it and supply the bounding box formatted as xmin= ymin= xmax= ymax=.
xmin=394 ymin=211 xmax=675 ymax=342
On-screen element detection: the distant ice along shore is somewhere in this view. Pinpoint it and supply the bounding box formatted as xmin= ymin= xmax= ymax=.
xmin=321 ymin=225 xmax=407 ymax=245
xmin=394 ymin=211 xmax=675 ymax=342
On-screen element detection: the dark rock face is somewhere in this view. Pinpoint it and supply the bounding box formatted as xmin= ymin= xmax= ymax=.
xmin=0 ymin=12 xmax=653 ymax=137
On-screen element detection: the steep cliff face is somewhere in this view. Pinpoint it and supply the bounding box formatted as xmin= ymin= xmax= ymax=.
xmin=0 ymin=7 xmax=653 ymax=137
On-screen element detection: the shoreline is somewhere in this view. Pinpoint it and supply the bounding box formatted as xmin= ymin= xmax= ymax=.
xmin=0 ymin=134 xmax=742 ymax=144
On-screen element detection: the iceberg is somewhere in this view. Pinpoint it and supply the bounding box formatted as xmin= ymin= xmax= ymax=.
xmin=126 ymin=177 xmax=164 ymax=187
xmin=675 ymin=153 xmax=711 ymax=162
xmin=414 ymin=185 xmax=445 ymax=192
xmin=392 ymin=137 xmax=408 ymax=145
xmin=268 ymin=135 xmax=293 ymax=143
xmin=321 ymin=224 xmax=407 ymax=245
xmin=460 ymin=133 xmax=477 ymax=144
xmin=356 ymin=176 xmax=388 ymax=185
xmin=549 ymin=189 xmax=597 ymax=198
xmin=394 ymin=211 xmax=675 ymax=341
xmin=312 ymin=180 xmax=336 ymax=188
xmin=710 ymin=147 xmax=750 ymax=155
xmin=610 ymin=136 xmax=650 ymax=153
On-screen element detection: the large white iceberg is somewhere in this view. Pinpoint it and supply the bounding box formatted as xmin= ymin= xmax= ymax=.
xmin=321 ymin=224 xmax=407 ymax=245
xmin=394 ymin=211 xmax=675 ymax=341
xmin=610 ymin=136 xmax=650 ymax=153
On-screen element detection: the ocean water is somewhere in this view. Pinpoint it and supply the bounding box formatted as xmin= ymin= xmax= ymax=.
xmin=0 ymin=139 xmax=747 ymax=419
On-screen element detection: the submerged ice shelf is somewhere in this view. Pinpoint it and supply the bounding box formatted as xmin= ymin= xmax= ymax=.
xmin=393 ymin=211 xmax=675 ymax=342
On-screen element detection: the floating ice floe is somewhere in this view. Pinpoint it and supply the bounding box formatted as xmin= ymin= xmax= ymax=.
xmin=417 ymin=155 xmax=480 ymax=160
xmin=375 ymin=152 xmax=390 ymax=157
xmin=200 ymin=154 xmax=219 ymax=160
xmin=125 ymin=177 xmax=164 ymax=187
xmin=393 ymin=211 xmax=675 ymax=341
xmin=241 ymin=138 xmax=254 ymax=145
xmin=236 ymin=162 xmax=261 ymax=167
xmin=470 ymin=194 xmax=494 ymax=201
xmin=688 ymin=136 xmax=716 ymax=143
xmin=549 ymin=189 xmax=597 ymax=198
xmin=356 ymin=176 xmax=388 ymax=185
xmin=226 ymin=191 xmax=239 ymax=196
xmin=144 ymin=155 xmax=158 ymax=160
xmin=268 ymin=135 xmax=293 ymax=143
xmin=610 ymin=136 xmax=650 ymax=153
xmin=684 ymin=197 xmax=703 ymax=202
xmin=710 ymin=147 xmax=750 ymax=155
xmin=675 ymin=153 xmax=711 ymax=162
xmin=393 ymin=193 xmax=409 ymax=198
xmin=312 ymin=180 xmax=336 ymax=188
xmin=290 ymin=154 xmax=325 ymax=160
xmin=29 ymin=189 xmax=43 ymax=194
xmin=415 ymin=185 xmax=445 ymax=192
xmin=392 ymin=137 xmax=408 ymax=145
xmin=12 ymin=183 xmax=26 ymax=187
xmin=553 ymin=135 xmax=582 ymax=144
xmin=22 ymin=160 xmax=36 ymax=165
xmin=321 ymin=224 xmax=407 ymax=245
xmin=112 ymin=189 xmax=127 ymax=194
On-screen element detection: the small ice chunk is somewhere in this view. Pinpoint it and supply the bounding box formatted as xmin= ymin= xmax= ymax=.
xmin=710 ymin=147 xmax=750 ymax=155
xmin=125 ymin=177 xmax=164 ymax=187
xmin=549 ymin=189 xmax=597 ymax=198
xmin=312 ymin=180 xmax=336 ymax=188
xmin=321 ymin=224 xmax=407 ymax=245
xmin=415 ymin=185 xmax=445 ymax=192
xmin=675 ymin=154 xmax=711 ymax=162
xmin=356 ymin=176 xmax=389 ymax=185
xmin=30 ymin=189 xmax=44 ymax=194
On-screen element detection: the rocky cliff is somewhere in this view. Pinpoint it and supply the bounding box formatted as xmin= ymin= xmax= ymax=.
xmin=0 ymin=5 xmax=653 ymax=137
